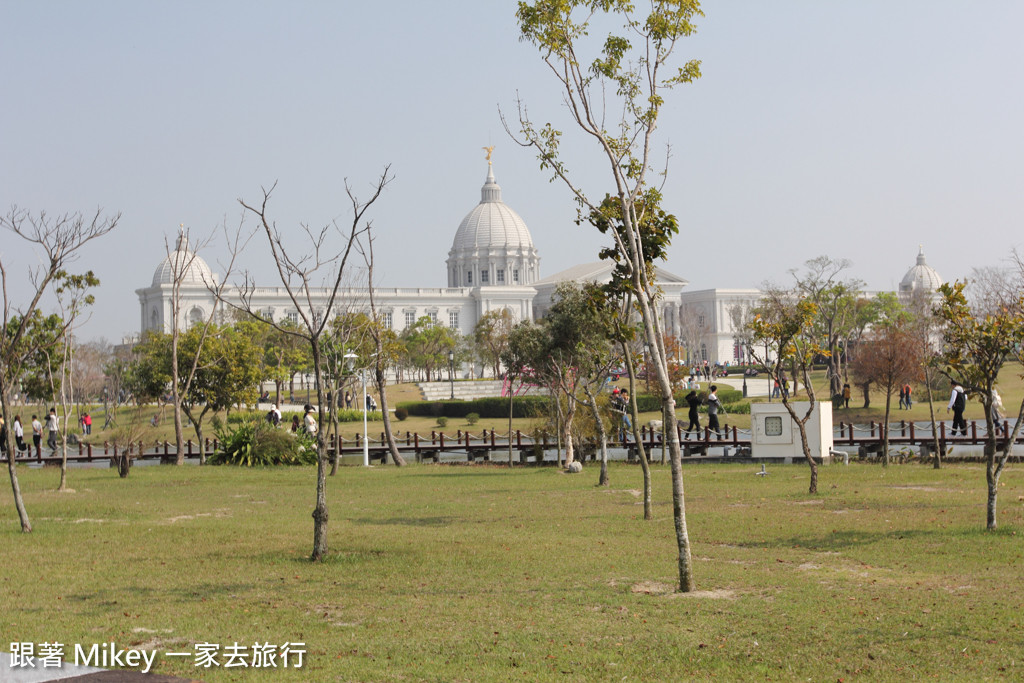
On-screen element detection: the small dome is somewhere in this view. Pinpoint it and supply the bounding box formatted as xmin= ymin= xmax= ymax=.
xmin=450 ymin=166 xmax=535 ymax=252
xmin=899 ymin=247 xmax=942 ymax=293
xmin=151 ymin=232 xmax=217 ymax=287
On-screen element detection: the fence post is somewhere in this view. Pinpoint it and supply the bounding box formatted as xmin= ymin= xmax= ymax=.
xmin=971 ymin=420 xmax=977 ymax=442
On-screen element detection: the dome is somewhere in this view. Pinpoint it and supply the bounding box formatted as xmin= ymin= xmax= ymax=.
xmin=446 ymin=162 xmax=540 ymax=287
xmin=450 ymin=166 xmax=535 ymax=252
xmin=151 ymin=232 xmax=217 ymax=287
xmin=899 ymin=247 xmax=942 ymax=293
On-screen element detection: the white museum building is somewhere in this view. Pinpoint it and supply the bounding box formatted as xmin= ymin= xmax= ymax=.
xmin=137 ymin=160 xmax=942 ymax=366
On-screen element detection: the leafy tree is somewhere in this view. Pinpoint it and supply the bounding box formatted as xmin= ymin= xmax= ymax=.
xmin=125 ymin=331 xmax=173 ymax=407
xmin=509 ymin=0 xmax=702 ymax=591
xmin=178 ymin=324 xmax=262 ymax=463
xmin=849 ymin=320 xmax=922 ymax=464
xmin=501 ymin=320 xmax=547 ymax=466
xmin=789 ymin=256 xmax=863 ymax=398
xmin=749 ymin=290 xmax=824 ymax=494
xmin=474 ymin=309 xmax=515 ymax=378
xmin=401 ymin=316 xmax=457 ymax=381
xmin=932 ymin=280 xmax=1024 ymax=529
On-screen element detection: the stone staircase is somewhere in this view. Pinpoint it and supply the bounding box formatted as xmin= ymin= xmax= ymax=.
xmin=417 ymin=379 xmax=506 ymax=401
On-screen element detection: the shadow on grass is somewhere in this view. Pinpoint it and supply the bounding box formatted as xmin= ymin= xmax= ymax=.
xmin=350 ymin=516 xmax=454 ymax=527
xmin=754 ymin=524 xmax=1016 ymax=552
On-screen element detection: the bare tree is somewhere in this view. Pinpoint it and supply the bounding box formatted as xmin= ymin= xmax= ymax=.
xmin=237 ymin=169 xmax=392 ymax=562
xmin=0 ymin=207 xmax=118 ymax=532
xmin=362 ymin=234 xmax=406 ymax=467
xmin=162 ymin=225 xmax=246 ymax=465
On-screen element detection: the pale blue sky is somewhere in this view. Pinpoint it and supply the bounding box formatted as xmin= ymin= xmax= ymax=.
xmin=2 ymin=1 xmax=1022 ymax=341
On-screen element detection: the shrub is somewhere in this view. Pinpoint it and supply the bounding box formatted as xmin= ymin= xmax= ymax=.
xmin=436 ymin=416 xmax=448 ymax=428
xmin=465 ymin=412 xmax=480 ymax=425
xmin=395 ymin=406 xmax=408 ymax=421
xmin=208 ymin=416 xmax=317 ymax=466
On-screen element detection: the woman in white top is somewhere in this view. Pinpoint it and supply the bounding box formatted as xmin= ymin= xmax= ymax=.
xmin=303 ymin=409 xmax=318 ymax=435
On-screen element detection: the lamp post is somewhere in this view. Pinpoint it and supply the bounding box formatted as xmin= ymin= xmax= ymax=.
xmin=344 ymin=353 xmax=369 ymax=467
xmin=737 ymin=336 xmax=748 ymax=398
xmin=448 ymin=349 xmax=455 ymax=400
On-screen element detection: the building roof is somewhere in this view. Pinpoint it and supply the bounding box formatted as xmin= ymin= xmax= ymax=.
xmin=151 ymin=233 xmax=216 ymax=287
xmin=450 ymin=165 xmax=535 ymax=253
xmin=534 ymin=261 xmax=688 ymax=287
xmin=899 ymin=246 xmax=942 ymax=293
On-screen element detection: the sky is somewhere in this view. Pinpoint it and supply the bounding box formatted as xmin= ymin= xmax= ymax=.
xmin=2 ymin=1 xmax=1022 ymax=343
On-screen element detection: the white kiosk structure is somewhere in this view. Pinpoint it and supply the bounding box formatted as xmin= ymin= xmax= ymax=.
xmin=750 ymin=401 xmax=833 ymax=463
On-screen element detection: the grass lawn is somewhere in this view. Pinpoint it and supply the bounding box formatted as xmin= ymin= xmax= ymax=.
xmin=3 ymin=459 xmax=1024 ymax=681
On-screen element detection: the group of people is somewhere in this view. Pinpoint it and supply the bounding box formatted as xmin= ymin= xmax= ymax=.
xmin=683 ymin=386 xmax=722 ymax=440
xmin=265 ymin=403 xmax=319 ymax=435
xmin=897 ymin=384 xmax=914 ymax=409
xmin=2 ymin=410 xmax=58 ymax=458
xmin=612 ymin=385 xmax=723 ymax=441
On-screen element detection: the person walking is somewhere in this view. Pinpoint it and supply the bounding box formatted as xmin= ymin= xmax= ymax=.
xmin=13 ymin=415 xmax=27 ymax=456
xmin=904 ymin=384 xmax=912 ymax=409
xmin=898 ymin=385 xmax=907 ymax=410
xmin=83 ymin=412 xmax=92 ymax=435
xmin=947 ymin=384 xmax=967 ymax=436
xmin=46 ymin=408 xmax=59 ymax=454
xmin=706 ymin=385 xmax=722 ymax=439
xmin=683 ymin=390 xmax=701 ymax=440
xmin=31 ymin=415 xmax=42 ymax=458
xmin=842 ymin=383 xmax=851 ymax=409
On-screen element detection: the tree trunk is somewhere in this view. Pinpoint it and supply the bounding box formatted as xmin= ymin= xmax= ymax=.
xmin=860 ymin=381 xmax=871 ymax=409
xmin=377 ymin=370 xmax=405 ymax=466
xmin=882 ymin=391 xmax=892 ymax=467
xmin=622 ymin=343 xmax=652 ymax=520
xmin=309 ymin=345 xmax=329 ymax=562
xmin=794 ymin=418 xmax=819 ymax=494
xmin=507 ymin=387 xmax=515 ymax=467
xmin=924 ymin=367 xmax=941 ymax=469
xmin=582 ymin=385 xmax=608 ymax=487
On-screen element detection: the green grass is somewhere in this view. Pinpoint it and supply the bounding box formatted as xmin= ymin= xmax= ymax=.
xmin=3 ymin=460 xmax=1024 ymax=680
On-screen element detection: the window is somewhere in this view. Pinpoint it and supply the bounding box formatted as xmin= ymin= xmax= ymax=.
xmin=497 ymin=269 xmax=505 ymax=284
xmin=382 ymin=312 xmax=393 ymax=330
xmin=449 ymin=311 xmax=459 ymax=330
xmin=698 ymin=314 xmax=705 ymax=328
xmin=405 ymin=311 xmax=416 ymax=328
xmin=481 ymin=270 xmax=489 ymax=284
xmin=428 ymin=311 xmax=438 ymax=325
xmin=764 ymin=416 xmax=783 ymax=437
xmin=286 ymin=310 xmax=299 ymax=324
xmin=467 ymin=271 xmax=473 ymax=285
xmin=513 ymin=269 xmax=519 ymax=284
